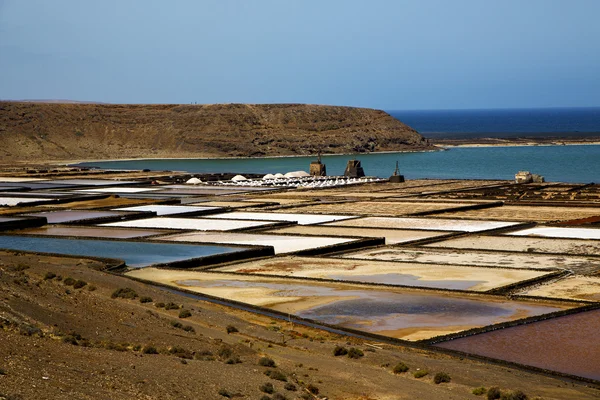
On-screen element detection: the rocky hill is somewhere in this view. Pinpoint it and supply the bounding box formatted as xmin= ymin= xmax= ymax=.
xmin=0 ymin=102 xmax=432 ymax=162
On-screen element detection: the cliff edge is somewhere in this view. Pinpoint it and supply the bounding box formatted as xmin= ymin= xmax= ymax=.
xmin=0 ymin=102 xmax=432 ymax=162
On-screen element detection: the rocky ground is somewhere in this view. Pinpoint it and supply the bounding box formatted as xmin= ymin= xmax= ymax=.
xmin=1 ymin=251 xmax=598 ymax=400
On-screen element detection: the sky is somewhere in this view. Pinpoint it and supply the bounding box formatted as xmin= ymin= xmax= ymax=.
xmin=1 ymin=0 xmax=599 ymax=110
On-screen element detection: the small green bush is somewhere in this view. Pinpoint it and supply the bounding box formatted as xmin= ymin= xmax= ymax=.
xmin=413 ymin=370 xmax=429 ymax=379
xmin=333 ymin=345 xmax=348 ymax=356
xmin=265 ymin=369 xmax=287 ymax=381
xmin=142 ymin=345 xmax=158 ymax=354
xmin=0 ymin=368 xmax=6 ymax=375
xmin=164 ymin=302 xmax=179 ymax=310
xmin=473 ymin=387 xmax=487 ymax=396
xmin=260 ymin=382 xmax=275 ymax=394
xmin=44 ymin=272 xmax=56 ymax=280
xmin=155 ymin=302 xmax=165 ymax=308
xmin=139 ymin=296 xmax=153 ymax=303
xmin=169 ymin=346 xmax=193 ymax=359
xmin=63 ymin=277 xmax=76 ymax=286
xmin=226 ymin=325 xmax=239 ymax=334
xmin=487 ymin=387 xmax=501 ymax=400
xmin=170 ymin=320 xmax=183 ymax=328
xmin=218 ymin=388 xmax=231 ymax=398
xmin=258 ymin=357 xmax=276 ymax=367
xmin=225 ymin=357 xmax=241 ymax=364
xmin=393 ymin=362 xmax=409 ymax=374
xmin=87 ymin=285 xmax=96 ymax=291
xmin=500 ymin=391 xmax=528 ymax=400
xmin=347 ymin=347 xmax=364 ymax=359
xmin=73 ymin=280 xmax=87 ymax=289
xmin=179 ymin=309 xmax=192 ymax=319
xmin=434 ymin=372 xmax=451 ymax=384
xmin=182 ymin=325 xmax=195 ymax=333
xmin=284 ymin=382 xmax=297 ymax=391
xmin=111 ymin=287 xmax=138 ymax=299
xmin=217 ymin=345 xmax=233 ymax=359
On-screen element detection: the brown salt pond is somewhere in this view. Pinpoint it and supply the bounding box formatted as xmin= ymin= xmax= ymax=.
xmin=215 ymin=256 xmax=551 ymax=291
xmin=426 ymin=235 xmax=600 ymax=256
xmin=435 ymin=309 xmax=600 ymax=381
xmin=276 ymin=200 xmax=489 ymax=217
xmin=126 ymin=268 xmax=571 ymax=341
xmin=519 ymin=276 xmax=600 ymax=301
xmin=435 ymin=205 xmax=600 ymax=223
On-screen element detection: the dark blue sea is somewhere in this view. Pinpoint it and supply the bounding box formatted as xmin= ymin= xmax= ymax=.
xmin=78 ymin=108 xmax=600 ymax=183
xmin=389 ymin=107 xmax=600 ymax=139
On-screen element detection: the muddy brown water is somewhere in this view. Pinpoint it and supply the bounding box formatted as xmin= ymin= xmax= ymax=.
xmin=435 ymin=309 xmax=600 ymax=381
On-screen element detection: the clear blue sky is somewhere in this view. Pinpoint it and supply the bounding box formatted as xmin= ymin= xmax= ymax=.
xmin=1 ymin=0 xmax=599 ymax=110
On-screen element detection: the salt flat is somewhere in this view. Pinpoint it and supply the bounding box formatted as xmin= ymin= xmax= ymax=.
xmin=326 ymin=216 xmax=520 ymax=232
xmin=114 ymin=204 xmax=221 ymax=216
xmin=507 ymin=226 xmax=600 ymax=240
xmin=268 ymin=225 xmax=450 ymax=244
xmin=204 ymin=211 xmax=355 ymax=225
xmin=518 ymin=276 xmax=600 ymax=301
xmin=340 ymin=247 xmax=600 ymax=271
xmin=101 ymin=217 xmax=282 ymax=231
xmin=157 ymin=231 xmax=355 ymax=254
xmin=426 ymin=235 xmax=600 ymax=256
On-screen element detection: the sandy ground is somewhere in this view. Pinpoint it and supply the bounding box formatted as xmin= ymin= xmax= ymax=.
xmin=214 ymin=256 xmax=550 ymax=291
xmin=268 ymin=225 xmax=450 ymax=244
xmin=520 ymin=275 xmax=600 ymax=301
xmin=340 ymin=247 xmax=600 ymax=273
xmin=426 ymin=235 xmax=600 ymax=256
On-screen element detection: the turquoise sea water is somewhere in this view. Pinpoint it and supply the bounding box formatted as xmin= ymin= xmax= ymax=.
xmin=78 ymin=144 xmax=600 ymax=183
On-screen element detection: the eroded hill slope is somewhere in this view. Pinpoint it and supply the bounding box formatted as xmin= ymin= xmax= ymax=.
xmin=0 ymin=102 xmax=432 ymax=162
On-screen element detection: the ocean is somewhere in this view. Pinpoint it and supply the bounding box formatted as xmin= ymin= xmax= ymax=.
xmin=389 ymin=107 xmax=600 ymax=139
xmin=77 ymin=108 xmax=600 ymax=183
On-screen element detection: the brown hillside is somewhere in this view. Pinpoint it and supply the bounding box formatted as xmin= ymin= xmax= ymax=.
xmin=0 ymin=102 xmax=431 ymax=163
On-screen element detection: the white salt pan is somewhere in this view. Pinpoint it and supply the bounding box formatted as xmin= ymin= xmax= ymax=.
xmin=204 ymin=212 xmax=354 ymax=225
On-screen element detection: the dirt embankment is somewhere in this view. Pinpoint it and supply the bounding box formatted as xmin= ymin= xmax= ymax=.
xmin=0 ymin=102 xmax=432 ymax=163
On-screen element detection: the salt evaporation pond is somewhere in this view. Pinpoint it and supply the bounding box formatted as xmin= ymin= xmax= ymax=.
xmin=216 ymin=256 xmax=549 ymax=291
xmin=158 ymin=232 xmax=356 ymax=254
xmin=204 ymin=211 xmax=355 ymax=225
xmin=339 ymin=247 xmax=600 ymax=271
xmin=436 ymin=309 xmax=600 ymax=381
xmin=17 ymin=226 xmax=170 ymax=239
xmin=114 ymin=204 xmax=222 ymax=216
xmin=269 ymin=225 xmax=450 ymax=245
xmin=426 ymin=235 xmax=600 ymax=256
xmin=126 ymin=269 xmax=569 ymax=341
xmin=0 ymin=235 xmax=249 ymax=268
xmin=24 ymin=210 xmax=136 ymax=224
xmin=507 ymin=226 xmax=600 ymax=240
xmin=326 ymin=217 xmax=521 ymax=232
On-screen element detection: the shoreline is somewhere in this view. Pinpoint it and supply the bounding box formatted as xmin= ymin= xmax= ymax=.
xmin=65 ymin=140 xmax=600 ymax=166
